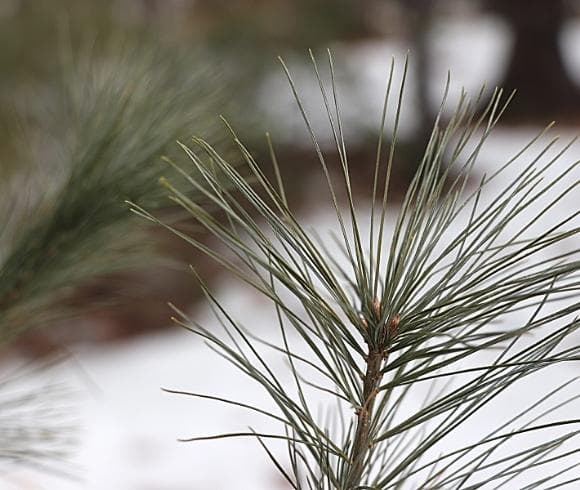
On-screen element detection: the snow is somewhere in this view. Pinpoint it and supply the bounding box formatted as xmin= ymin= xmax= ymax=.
xmin=3 ymin=15 xmax=580 ymax=490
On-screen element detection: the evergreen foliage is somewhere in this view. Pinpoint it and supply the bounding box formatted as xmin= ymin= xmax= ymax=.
xmin=134 ymin=54 xmax=580 ymax=488
xmin=0 ymin=40 xmax=225 ymax=472
xmin=0 ymin=41 xmax=223 ymax=344
xmin=0 ymin=362 xmax=75 ymax=475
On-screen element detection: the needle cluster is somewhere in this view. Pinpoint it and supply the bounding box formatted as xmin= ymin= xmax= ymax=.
xmin=135 ymin=53 xmax=580 ymax=489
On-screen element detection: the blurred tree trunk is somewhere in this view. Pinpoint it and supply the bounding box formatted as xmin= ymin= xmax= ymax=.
xmin=489 ymin=0 xmax=580 ymax=122
xmin=401 ymin=0 xmax=435 ymax=180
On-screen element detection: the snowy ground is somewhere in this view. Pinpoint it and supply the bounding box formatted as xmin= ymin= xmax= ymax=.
xmin=4 ymin=15 xmax=580 ymax=490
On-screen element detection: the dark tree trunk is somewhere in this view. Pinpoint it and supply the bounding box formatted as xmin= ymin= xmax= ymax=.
xmin=403 ymin=0 xmax=436 ymax=180
xmin=489 ymin=0 xmax=580 ymax=122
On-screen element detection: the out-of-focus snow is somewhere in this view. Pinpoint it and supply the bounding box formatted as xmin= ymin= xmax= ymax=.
xmin=259 ymin=15 xmax=510 ymax=145
xmin=4 ymin=16 xmax=580 ymax=490
xmin=562 ymin=19 xmax=580 ymax=85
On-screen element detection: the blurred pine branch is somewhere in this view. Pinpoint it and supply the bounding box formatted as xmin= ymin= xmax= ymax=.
xmin=0 ymin=40 xmax=226 ymax=343
xmin=0 ymin=37 xmax=227 ymax=473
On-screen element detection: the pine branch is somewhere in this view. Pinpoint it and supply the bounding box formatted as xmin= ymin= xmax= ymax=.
xmin=0 ymin=361 xmax=77 ymax=476
xmin=140 ymin=53 xmax=580 ymax=488
xmin=0 ymin=39 xmax=227 ymax=474
xmin=0 ymin=40 xmax=226 ymax=343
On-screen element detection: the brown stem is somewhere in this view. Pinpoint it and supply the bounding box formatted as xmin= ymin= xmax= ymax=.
xmin=344 ymin=347 xmax=385 ymax=489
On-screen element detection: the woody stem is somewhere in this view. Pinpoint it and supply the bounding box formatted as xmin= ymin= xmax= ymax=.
xmin=344 ymin=347 xmax=385 ymax=489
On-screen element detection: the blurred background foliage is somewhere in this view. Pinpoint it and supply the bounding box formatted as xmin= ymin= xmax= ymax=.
xmin=1 ymin=0 xmax=580 ymax=355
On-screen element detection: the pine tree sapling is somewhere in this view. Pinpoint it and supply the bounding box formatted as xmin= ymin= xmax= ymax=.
xmin=133 ymin=54 xmax=580 ymax=488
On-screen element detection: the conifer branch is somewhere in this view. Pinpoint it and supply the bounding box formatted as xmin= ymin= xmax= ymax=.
xmin=141 ymin=53 xmax=580 ymax=488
